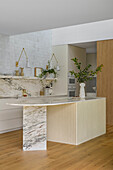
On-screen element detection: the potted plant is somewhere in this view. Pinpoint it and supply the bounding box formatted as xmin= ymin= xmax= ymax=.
xmin=38 ymin=61 xmax=57 ymax=96
xmin=38 ymin=60 xmax=57 ymax=79
xmin=70 ymin=57 xmax=103 ymax=98
xmin=39 ymin=68 xmax=57 ymax=79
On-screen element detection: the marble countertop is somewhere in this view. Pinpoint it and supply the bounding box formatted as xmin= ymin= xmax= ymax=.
xmin=7 ymin=96 xmax=106 ymax=107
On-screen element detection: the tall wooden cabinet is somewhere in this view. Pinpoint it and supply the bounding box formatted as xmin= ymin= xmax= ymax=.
xmin=97 ymin=39 xmax=113 ymax=125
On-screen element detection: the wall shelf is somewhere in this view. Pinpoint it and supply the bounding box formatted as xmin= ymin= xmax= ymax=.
xmin=0 ymin=75 xmax=57 ymax=81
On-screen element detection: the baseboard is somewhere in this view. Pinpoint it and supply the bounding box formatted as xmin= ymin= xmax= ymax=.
xmin=48 ymin=131 xmax=106 ymax=146
xmin=47 ymin=139 xmax=76 ymax=145
xmin=0 ymin=127 xmax=23 ymax=134
xmin=76 ymin=131 xmax=106 ymax=145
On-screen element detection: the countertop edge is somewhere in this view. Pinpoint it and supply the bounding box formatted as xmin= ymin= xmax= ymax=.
xmin=7 ymin=97 xmax=106 ymax=107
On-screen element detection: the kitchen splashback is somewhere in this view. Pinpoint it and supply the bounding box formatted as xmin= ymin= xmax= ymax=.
xmin=0 ymin=78 xmax=41 ymax=97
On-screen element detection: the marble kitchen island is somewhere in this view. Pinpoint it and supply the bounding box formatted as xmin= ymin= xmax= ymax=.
xmin=8 ymin=97 xmax=106 ymax=151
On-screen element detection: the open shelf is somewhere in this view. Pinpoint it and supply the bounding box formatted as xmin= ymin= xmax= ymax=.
xmin=0 ymin=75 xmax=57 ymax=81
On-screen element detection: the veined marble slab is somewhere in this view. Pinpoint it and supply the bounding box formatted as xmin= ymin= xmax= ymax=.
xmin=23 ymin=106 xmax=47 ymax=151
xmin=0 ymin=78 xmax=56 ymax=97
xmin=0 ymin=78 xmax=41 ymax=97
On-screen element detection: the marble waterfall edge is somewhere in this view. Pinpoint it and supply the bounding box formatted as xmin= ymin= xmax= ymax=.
xmin=23 ymin=106 xmax=47 ymax=151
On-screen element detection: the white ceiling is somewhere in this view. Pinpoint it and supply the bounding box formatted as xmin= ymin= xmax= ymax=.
xmin=72 ymin=42 xmax=97 ymax=54
xmin=0 ymin=0 xmax=113 ymax=35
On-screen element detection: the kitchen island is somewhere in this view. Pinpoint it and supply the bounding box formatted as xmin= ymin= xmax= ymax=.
xmin=8 ymin=97 xmax=106 ymax=151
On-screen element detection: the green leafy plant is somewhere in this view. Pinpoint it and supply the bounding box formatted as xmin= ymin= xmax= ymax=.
xmin=38 ymin=60 xmax=57 ymax=90
xmin=39 ymin=68 xmax=57 ymax=78
xmin=70 ymin=57 xmax=103 ymax=83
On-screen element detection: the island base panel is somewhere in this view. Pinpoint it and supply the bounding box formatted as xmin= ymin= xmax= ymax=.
xmin=76 ymin=99 xmax=106 ymax=145
xmin=47 ymin=103 xmax=76 ymax=145
xmin=23 ymin=106 xmax=47 ymax=151
xmin=47 ymin=99 xmax=106 ymax=145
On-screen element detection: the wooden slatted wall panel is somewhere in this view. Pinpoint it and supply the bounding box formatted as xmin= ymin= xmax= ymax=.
xmin=97 ymin=39 xmax=113 ymax=125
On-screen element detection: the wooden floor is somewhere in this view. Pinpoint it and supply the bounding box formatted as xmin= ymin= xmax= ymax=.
xmin=0 ymin=126 xmax=113 ymax=170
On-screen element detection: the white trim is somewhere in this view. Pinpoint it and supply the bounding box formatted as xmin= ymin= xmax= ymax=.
xmin=0 ymin=127 xmax=23 ymax=134
xmin=76 ymin=132 xmax=106 ymax=145
xmin=52 ymin=19 xmax=113 ymax=46
xmin=47 ymin=139 xmax=76 ymax=145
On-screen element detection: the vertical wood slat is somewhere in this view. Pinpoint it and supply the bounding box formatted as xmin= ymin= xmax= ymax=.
xmin=47 ymin=103 xmax=76 ymax=144
xmin=97 ymin=39 xmax=113 ymax=125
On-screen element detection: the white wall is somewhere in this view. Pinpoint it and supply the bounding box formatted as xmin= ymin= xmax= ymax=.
xmin=0 ymin=30 xmax=52 ymax=76
xmin=86 ymin=53 xmax=97 ymax=71
xmin=68 ymin=45 xmax=86 ymax=72
xmin=68 ymin=45 xmax=86 ymax=96
xmin=52 ymin=19 xmax=113 ymax=46
xmin=52 ymin=45 xmax=68 ymax=95
xmin=52 ymin=45 xmax=86 ymax=96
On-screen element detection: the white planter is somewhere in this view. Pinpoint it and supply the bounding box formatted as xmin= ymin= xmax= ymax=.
xmin=46 ymin=73 xmax=55 ymax=78
xmin=79 ymin=83 xmax=85 ymax=98
xmin=49 ymin=73 xmax=55 ymax=78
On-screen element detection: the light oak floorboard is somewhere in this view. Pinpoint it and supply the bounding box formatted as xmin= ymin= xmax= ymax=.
xmin=0 ymin=126 xmax=113 ymax=170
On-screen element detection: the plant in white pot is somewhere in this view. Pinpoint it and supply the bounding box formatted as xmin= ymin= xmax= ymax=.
xmin=70 ymin=57 xmax=103 ymax=98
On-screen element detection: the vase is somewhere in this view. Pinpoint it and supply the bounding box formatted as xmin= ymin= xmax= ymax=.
xmin=79 ymin=83 xmax=85 ymax=98
xmin=49 ymin=73 xmax=55 ymax=78
xmin=15 ymin=70 xmax=19 ymax=76
xmin=20 ymin=67 xmax=24 ymax=76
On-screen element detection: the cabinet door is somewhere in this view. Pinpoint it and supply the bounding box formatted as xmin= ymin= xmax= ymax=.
xmin=0 ymin=99 xmax=23 ymax=133
xmin=97 ymin=40 xmax=113 ymax=125
xmin=0 ymin=118 xmax=22 ymax=132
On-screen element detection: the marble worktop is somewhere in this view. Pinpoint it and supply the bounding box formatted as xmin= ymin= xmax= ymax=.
xmin=7 ymin=96 xmax=105 ymax=107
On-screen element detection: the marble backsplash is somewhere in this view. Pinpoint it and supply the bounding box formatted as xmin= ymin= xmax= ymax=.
xmin=0 ymin=78 xmax=41 ymax=97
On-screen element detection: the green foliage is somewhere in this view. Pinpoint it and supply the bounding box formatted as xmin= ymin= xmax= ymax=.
xmin=70 ymin=57 xmax=103 ymax=83
xmin=39 ymin=68 xmax=57 ymax=78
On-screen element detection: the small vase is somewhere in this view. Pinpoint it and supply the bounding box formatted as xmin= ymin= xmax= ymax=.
xmin=20 ymin=67 xmax=24 ymax=76
xmin=40 ymin=90 xmax=44 ymax=96
xmin=15 ymin=70 xmax=19 ymax=76
xmin=79 ymin=83 xmax=85 ymax=98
